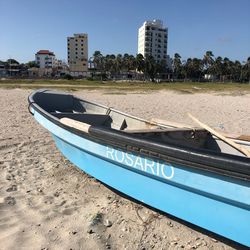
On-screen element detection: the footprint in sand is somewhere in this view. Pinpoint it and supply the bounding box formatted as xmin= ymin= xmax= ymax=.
xmin=5 ymin=173 xmax=13 ymax=181
xmin=4 ymin=196 xmax=16 ymax=206
xmin=6 ymin=185 xmax=17 ymax=192
xmin=62 ymin=208 xmax=75 ymax=215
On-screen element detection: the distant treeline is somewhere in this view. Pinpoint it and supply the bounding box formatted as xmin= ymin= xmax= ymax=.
xmin=91 ymin=51 xmax=250 ymax=83
xmin=1 ymin=51 xmax=250 ymax=82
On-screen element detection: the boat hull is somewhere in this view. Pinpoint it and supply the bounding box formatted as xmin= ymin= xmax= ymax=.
xmin=33 ymin=108 xmax=250 ymax=247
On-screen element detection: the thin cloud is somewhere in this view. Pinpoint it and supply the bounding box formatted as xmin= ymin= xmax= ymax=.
xmin=217 ymin=37 xmax=232 ymax=43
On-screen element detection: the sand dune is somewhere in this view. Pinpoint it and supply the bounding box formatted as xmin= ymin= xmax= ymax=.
xmin=0 ymin=88 xmax=249 ymax=250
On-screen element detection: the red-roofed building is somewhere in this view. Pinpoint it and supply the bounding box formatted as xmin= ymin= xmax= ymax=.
xmin=35 ymin=50 xmax=56 ymax=68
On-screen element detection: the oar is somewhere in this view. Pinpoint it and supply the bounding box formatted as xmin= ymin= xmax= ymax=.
xmin=188 ymin=113 xmax=250 ymax=157
xmin=60 ymin=118 xmax=91 ymax=133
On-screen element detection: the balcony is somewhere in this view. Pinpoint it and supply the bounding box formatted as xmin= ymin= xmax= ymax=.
xmin=145 ymin=32 xmax=152 ymax=36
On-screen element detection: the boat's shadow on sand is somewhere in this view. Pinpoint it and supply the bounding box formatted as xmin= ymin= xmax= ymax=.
xmin=101 ymin=182 xmax=248 ymax=250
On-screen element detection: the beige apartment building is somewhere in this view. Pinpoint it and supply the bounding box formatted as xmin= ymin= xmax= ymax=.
xmin=67 ymin=33 xmax=88 ymax=76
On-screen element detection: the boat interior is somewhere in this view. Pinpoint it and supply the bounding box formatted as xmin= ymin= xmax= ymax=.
xmin=32 ymin=90 xmax=250 ymax=157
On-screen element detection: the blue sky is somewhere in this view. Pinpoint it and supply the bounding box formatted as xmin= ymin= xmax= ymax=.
xmin=0 ymin=0 xmax=249 ymax=63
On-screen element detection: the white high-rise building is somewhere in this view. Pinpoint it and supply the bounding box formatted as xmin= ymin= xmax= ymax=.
xmin=138 ymin=19 xmax=168 ymax=63
xmin=67 ymin=33 xmax=88 ymax=76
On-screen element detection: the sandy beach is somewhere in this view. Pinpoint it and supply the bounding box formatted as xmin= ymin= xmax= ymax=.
xmin=0 ymin=88 xmax=249 ymax=250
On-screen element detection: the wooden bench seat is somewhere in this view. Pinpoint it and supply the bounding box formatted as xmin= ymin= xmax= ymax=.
xmin=51 ymin=112 xmax=112 ymax=126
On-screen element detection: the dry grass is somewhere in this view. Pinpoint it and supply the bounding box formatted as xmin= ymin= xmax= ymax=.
xmin=1 ymin=79 xmax=250 ymax=94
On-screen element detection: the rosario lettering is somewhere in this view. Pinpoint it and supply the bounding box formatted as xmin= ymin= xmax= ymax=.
xmin=106 ymin=146 xmax=174 ymax=180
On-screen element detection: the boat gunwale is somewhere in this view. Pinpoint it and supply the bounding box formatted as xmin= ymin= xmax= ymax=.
xmin=28 ymin=89 xmax=250 ymax=181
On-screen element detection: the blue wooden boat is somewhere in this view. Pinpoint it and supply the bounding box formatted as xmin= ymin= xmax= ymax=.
xmin=28 ymin=89 xmax=250 ymax=247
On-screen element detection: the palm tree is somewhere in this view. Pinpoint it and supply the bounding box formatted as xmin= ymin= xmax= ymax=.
xmin=231 ymin=60 xmax=242 ymax=82
xmin=173 ymin=53 xmax=182 ymax=79
xmin=241 ymin=57 xmax=250 ymax=83
xmin=222 ymin=57 xmax=231 ymax=82
xmin=128 ymin=55 xmax=136 ymax=71
xmin=212 ymin=56 xmax=223 ymax=81
xmin=247 ymin=57 xmax=250 ymax=83
xmin=114 ymin=54 xmax=123 ymax=78
xmin=182 ymin=58 xmax=203 ymax=81
xmin=203 ymin=51 xmax=214 ymax=74
xmin=103 ymin=54 xmax=116 ymax=78
xmin=135 ymin=54 xmax=145 ymax=72
xmin=182 ymin=58 xmax=191 ymax=80
xmin=109 ymin=54 xmax=116 ymax=77
xmin=93 ymin=51 xmax=104 ymax=71
xmin=144 ymin=55 xmax=157 ymax=81
xmin=122 ymin=53 xmax=130 ymax=72
xmin=156 ymin=59 xmax=168 ymax=80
